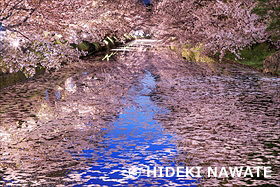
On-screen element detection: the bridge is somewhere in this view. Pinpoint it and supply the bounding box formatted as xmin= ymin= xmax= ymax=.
xmin=110 ymin=39 xmax=163 ymax=52
xmin=102 ymin=39 xmax=163 ymax=61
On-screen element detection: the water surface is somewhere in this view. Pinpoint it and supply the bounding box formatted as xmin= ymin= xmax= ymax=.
xmin=0 ymin=51 xmax=279 ymax=186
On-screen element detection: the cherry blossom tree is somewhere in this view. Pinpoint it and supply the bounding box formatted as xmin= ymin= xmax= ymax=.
xmin=253 ymin=0 xmax=280 ymax=47
xmin=0 ymin=0 xmax=148 ymax=76
xmin=0 ymin=0 xmax=276 ymax=77
xmin=152 ymin=0 xmax=268 ymax=59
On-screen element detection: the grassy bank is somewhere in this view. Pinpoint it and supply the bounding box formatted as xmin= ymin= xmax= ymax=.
xmin=224 ymin=43 xmax=278 ymax=74
xmin=172 ymin=42 xmax=279 ymax=76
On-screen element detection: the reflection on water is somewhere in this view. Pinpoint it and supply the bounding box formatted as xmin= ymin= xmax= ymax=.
xmin=0 ymin=50 xmax=279 ymax=186
xmin=68 ymin=71 xmax=197 ymax=186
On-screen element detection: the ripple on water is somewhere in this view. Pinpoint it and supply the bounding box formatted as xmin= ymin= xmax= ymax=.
xmin=67 ymin=71 xmax=198 ymax=186
xmin=0 ymin=51 xmax=279 ymax=186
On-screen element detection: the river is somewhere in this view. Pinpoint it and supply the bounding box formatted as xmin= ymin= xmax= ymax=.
xmin=0 ymin=49 xmax=279 ymax=186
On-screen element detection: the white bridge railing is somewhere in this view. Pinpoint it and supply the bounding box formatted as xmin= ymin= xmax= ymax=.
xmin=110 ymin=39 xmax=162 ymax=52
xmin=102 ymin=39 xmax=162 ymax=60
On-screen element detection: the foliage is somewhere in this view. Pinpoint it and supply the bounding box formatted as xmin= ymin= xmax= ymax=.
xmin=152 ymin=0 xmax=268 ymax=60
xmin=224 ymin=42 xmax=276 ymax=69
xmin=252 ymin=0 xmax=280 ymax=45
xmin=0 ymin=31 xmax=80 ymax=77
xmin=170 ymin=44 xmax=215 ymax=63
xmin=0 ymin=0 xmax=278 ymax=76
xmin=0 ymin=0 xmax=149 ymax=76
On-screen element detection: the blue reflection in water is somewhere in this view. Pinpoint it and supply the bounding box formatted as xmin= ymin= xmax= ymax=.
xmin=143 ymin=0 xmax=150 ymax=5
xmin=70 ymin=71 xmax=198 ymax=186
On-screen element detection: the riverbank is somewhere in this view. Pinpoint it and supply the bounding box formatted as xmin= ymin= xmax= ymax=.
xmin=223 ymin=43 xmax=279 ymax=77
xmin=171 ymin=42 xmax=280 ymax=77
